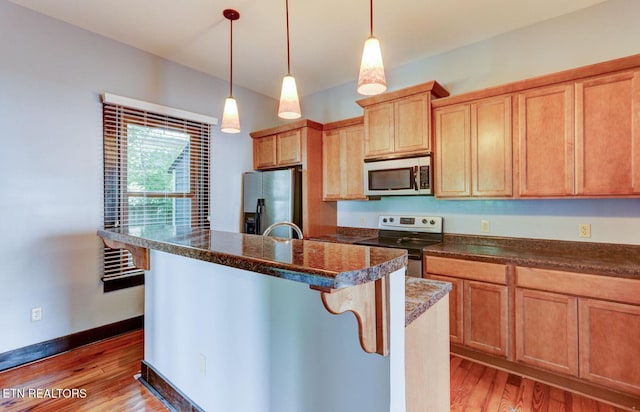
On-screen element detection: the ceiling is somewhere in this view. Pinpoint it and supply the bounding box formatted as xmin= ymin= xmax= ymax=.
xmin=11 ymin=0 xmax=606 ymax=99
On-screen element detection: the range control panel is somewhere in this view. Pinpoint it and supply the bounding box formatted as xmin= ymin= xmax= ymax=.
xmin=377 ymin=215 xmax=443 ymax=233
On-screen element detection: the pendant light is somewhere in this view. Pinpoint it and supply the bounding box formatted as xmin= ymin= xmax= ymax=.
xmin=220 ymin=9 xmax=241 ymax=133
xmin=357 ymin=0 xmax=387 ymax=96
xmin=278 ymin=0 xmax=301 ymax=119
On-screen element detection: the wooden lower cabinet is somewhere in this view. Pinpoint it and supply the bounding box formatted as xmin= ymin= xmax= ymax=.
xmin=425 ymin=256 xmax=509 ymax=357
xmin=579 ymin=298 xmax=640 ymax=395
xmin=426 ymin=256 xmax=640 ymax=405
xmin=428 ymin=274 xmax=463 ymax=344
xmin=515 ymin=288 xmax=578 ymax=376
xmin=464 ymin=281 xmax=509 ymax=357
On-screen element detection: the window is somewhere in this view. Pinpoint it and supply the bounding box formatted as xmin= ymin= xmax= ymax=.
xmin=102 ymin=98 xmax=212 ymax=292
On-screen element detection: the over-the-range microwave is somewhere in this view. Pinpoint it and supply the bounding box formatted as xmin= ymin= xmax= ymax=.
xmin=363 ymin=155 xmax=432 ymax=196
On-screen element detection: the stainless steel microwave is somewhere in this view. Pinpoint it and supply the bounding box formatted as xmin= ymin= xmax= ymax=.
xmin=363 ymin=156 xmax=432 ymax=196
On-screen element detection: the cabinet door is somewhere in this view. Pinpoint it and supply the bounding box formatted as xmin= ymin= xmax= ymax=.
xmin=343 ymin=125 xmax=366 ymax=199
xmin=253 ymin=135 xmax=277 ymax=170
xmin=515 ymin=289 xmax=578 ymax=376
xmin=276 ymin=129 xmax=302 ymax=166
xmin=364 ymin=102 xmax=394 ymax=157
xmin=428 ymin=274 xmax=463 ymax=344
xmin=471 ymin=96 xmax=513 ymax=197
xmin=517 ymin=84 xmax=574 ymax=196
xmin=322 ymin=130 xmax=342 ymax=200
xmin=576 ymin=70 xmax=640 ymax=195
xmin=434 ymin=105 xmax=471 ymax=197
xmin=394 ymin=94 xmax=430 ymax=153
xmin=464 ymin=281 xmax=509 ymax=357
xmin=579 ymin=299 xmax=640 ymax=395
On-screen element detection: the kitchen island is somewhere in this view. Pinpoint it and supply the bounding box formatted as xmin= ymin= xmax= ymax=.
xmin=98 ymin=226 xmax=450 ymax=412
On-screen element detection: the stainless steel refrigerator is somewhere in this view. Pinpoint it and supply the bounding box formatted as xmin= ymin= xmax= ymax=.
xmin=242 ymin=168 xmax=302 ymax=238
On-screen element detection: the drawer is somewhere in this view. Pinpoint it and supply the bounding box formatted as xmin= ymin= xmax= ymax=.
xmin=516 ymin=266 xmax=640 ymax=305
xmin=424 ymin=256 xmax=507 ymax=284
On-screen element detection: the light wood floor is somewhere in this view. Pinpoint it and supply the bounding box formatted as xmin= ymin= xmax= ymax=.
xmin=450 ymin=356 xmax=628 ymax=412
xmin=0 ymin=330 xmax=629 ymax=411
xmin=0 ymin=330 xmax=167 ymax=411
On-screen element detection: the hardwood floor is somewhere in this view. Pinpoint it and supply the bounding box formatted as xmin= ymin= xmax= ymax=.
xmin=450 ymin=356 xmax=629 ymax=412
xmin=0 ymin=330 xmax=167 ymax=411
xmin=0 ymin=331 xmax=631 ymax=411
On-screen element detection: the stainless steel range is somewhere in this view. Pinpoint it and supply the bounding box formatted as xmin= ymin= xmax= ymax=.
xmin=354 ymin=215 xmax=443 ymax=278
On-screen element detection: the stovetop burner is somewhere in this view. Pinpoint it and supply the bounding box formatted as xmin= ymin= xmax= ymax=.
xmin=354 ymin=215 xmax=443 ymax=259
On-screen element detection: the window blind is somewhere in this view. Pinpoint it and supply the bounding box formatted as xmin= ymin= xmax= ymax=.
xmin=102 ymin=101 xmax=211 ymax=291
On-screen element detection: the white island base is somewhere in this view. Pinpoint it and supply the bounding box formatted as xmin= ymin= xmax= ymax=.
xmin=143 ymin=250 xmax=408 ymax=412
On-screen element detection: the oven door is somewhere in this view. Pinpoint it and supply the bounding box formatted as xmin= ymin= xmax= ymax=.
xmin=406 ymin=257 xmax=423 ymax=278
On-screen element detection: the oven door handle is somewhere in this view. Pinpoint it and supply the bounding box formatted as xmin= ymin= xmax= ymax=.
xmin=413 ymin=166 xmax=419 ymax=191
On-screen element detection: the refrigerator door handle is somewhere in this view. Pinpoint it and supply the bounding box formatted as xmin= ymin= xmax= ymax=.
xmin=256 ymin=198 xmax=265 ymax=234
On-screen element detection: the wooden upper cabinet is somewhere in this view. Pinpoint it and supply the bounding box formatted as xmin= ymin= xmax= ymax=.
xmin=431 ymin=54 xmax=640 ymax=198
xmin=322 ymin=117 xmax=366 ymax=201
xmin=575 ymin=70 xmax=640 ymax=195
xmin=363 ymin=95 xmax=429 ymax=157
xmin=517 ymin=84 xmax=575 ymax=197
xmin=517 ymin=71 xmax=640 ymax=197
xmin=434 ymin=95 xmax=512 ymax=198
xmin=253 ymin=135 xmax=277 ymax=169
xmin=394 ymin=94 xmax=430 ymax=153
xmin=472 ymin=96 xmax=513 ymax=197
xmin=434 ymin=104 xmax=471 ymax=197
xmin=251 ymin=123 xmax=309 ymax=170
xmin=343 ymin=125 xmax=366 ymax=199
xmin=322 ymin=129 xmax=342 ymax=200
xmin=276 ymin=129 xmax=302 ymax=166
xmin=357 ymin=81 xmax=449 ymax=159
xmin=363 ymin=103 xmax=394 ymax=157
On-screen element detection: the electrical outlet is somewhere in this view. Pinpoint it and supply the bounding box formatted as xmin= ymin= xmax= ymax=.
xmin=31 ymin=307 xmax=42 ymax=322
xmin=579 ymin=223 xmax=591 ymax=238
xmin=360 ymin=216 xmax=366 ymax=225
xmin=480 ymin=219 xmax=490 ymax=233
xmin=198 ymin=353 xmax=206 ymax=377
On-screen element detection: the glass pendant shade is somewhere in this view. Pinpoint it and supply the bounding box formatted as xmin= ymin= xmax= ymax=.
xmin=220 ymin=97 xmax=240 ymax=133
xmin=278 ymin=75 xmax=301 ymax=119
xmin=357 ymin=36 xmax=387 ymax=95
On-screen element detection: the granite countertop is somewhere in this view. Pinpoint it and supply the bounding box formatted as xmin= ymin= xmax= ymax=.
xmin=309 ymin=233 xmax=376 ymax=244
xmin=309 ymin=227 xmax=379 ymax=244
xmin=97 ymin=226 xmax=407 ymax=289
xmin=423 ymin=234 xmax=640 ymax=279
xmin=404 ymin=277 xmax=452 ymax=327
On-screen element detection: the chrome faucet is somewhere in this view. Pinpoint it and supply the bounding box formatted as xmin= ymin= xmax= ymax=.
xmin=262 ymin=221 xmax=303 ymax=239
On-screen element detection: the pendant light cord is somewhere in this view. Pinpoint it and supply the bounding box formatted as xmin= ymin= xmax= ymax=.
xmin=229 ymin=18 xmax=233 ymax=97
xmin=369 ymin=0 xmax=373 ymax=37
xmin=286 ymin=0 xmax=291 ymax=75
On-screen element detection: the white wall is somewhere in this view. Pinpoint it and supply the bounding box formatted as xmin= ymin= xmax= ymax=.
xmin=303 ymin=0 xmax=640 ymax=244
xmin=0 ymin=0 xmax=276 ymax=353
xmin=145 ymin=250 xmax=406 ymax=412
